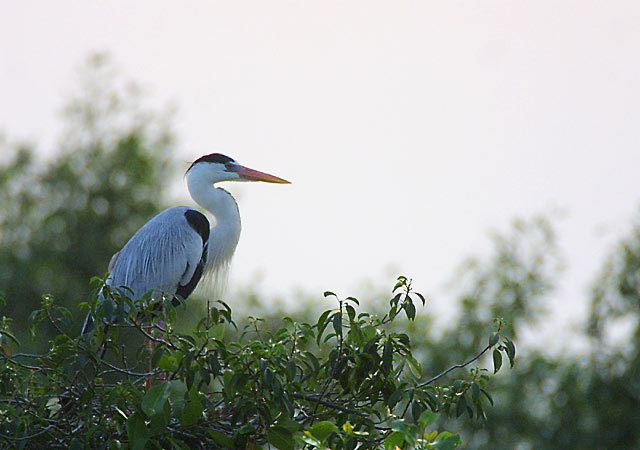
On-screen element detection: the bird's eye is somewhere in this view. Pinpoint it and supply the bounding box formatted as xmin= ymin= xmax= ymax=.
xmin=224 ymin=163 xmax=235 ymax=172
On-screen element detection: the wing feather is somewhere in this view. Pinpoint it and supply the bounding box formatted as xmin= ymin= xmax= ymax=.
xmin=108 ymin=207 xmax=208 ymax=300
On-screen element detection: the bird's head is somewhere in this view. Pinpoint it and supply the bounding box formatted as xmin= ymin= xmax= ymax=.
xmin=186 ymin=153 xmax=291 ymax=185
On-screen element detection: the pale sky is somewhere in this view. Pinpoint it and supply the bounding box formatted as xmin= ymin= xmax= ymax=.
xmin=2 ymin=1 xmax=640 ymax=347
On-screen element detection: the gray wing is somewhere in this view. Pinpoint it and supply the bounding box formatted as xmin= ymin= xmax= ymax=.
xmin=108 ymin=206 xmax=208 ymax=300
xmin=81 ymin=206 xmax=209 ymax=334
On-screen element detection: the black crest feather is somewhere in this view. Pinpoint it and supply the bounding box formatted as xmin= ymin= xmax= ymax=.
xmin=188 ymin=153 xmax=235 ymax=171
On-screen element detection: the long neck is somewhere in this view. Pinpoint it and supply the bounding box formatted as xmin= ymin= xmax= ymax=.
xmin=187 ymin=173 xmax=241 ymax=268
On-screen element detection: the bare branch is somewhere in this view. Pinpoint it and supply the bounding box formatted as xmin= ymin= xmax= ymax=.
xmin=418 ymin=344 xmax=492 ymax=388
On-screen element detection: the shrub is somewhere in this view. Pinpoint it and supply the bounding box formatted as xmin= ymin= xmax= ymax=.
xmin=0 ymin=276 xmax=514 ymax=449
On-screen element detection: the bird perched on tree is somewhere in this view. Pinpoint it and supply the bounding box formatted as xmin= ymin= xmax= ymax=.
xmin=81 ymin=153 xmax=290 ymax=334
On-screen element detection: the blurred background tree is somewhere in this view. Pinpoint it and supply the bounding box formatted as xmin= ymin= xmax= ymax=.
xmin=0 ymin=54 xmax=638 ymax=448
xmin=0 ymin=54 xmax=174 ymax=343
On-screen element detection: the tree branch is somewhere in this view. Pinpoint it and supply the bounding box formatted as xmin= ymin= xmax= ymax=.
xmin=0 ymin=424 xmax=54 ymax=441
xmin=418 ymin=344 xmax=492 ymax=388
xmin=293 ymin=392 xmax=366 ymax=417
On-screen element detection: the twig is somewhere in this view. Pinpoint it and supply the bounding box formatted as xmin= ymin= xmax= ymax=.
xmin=0 ymin=351 xmax=44 ymax=371
xmin=418 ymin=344 xmax=491 ymax=388
xmin=130 ymin=319 xmax=179 ymax=351
xmin=4 ymin=352 xmax=44 ymax=359
xmin=0 ymin=424 xmax=54 ymax=441
xmin=293 ymin=392 xmax=366 ymax=417
xmin=100 ymin=360 xmax=158 ymax=378
xmin=45 ymin=306 xmax=66 ymax=336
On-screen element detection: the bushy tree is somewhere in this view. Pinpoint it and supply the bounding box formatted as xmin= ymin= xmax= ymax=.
xmin=0 ymin=276 xmax=513 ymax=449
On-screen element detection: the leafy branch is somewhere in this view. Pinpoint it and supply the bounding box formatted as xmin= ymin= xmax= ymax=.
xmin=0 ymin=276 xmax=516 ymax=449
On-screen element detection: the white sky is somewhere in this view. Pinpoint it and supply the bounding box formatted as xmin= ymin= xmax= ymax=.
xmin=1 ymin=1 xmax=640 ymax=345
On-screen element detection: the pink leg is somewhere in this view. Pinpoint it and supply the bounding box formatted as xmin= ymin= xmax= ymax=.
xmin=144 ymin=316 xmax=166 ymax=391
xmin=145 ymin=337 xmax=153 ymax=391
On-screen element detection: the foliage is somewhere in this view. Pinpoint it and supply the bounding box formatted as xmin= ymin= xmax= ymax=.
xmin=0 ymin=276 xmax=514 ymax=449
xmin=0 ymin=54 xmax=174 ymax=345
xmin=235 ymin=215 xmax=640 ymax=449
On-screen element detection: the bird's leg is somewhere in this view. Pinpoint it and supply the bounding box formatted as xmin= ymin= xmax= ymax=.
xmin=144 ymin=301 xmax=168 ymax=391
xmin=156 ymin=303 xmax=167 ymax=383
xmin=145 ymin=335 xmax=153 ymax=391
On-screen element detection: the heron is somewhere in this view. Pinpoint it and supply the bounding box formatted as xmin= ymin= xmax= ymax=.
xmin=81 ymin=153 xmax=290 ymax=335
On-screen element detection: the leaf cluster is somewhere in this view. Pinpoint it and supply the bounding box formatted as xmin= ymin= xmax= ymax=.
xmin=0 ymin=277 xmax=515 ymax=449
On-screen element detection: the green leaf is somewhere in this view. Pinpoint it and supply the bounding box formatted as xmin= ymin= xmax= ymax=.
xmin=276 ymin=416 xmax=303 ymax=433
xmin=126 ymin=412 xmax=149 ymax=450
xmin=208 ymin=430 xmax=234 ymax=448
xmin=455 ymin=395 xmax=467 ymax=418
xmin=418 ymin=409 xmax=439 ymax=428
xmin=411 ymin=400 xmax=424 ymax=426
xmin=493 ymin=349 xmax=503 ymax=373
xmin=406 ymin=354 xmax=422 ymax=378
xmin=345 ymin=296 xmax=360 ymax=305
xmin=391 ymin=419 xmax=418 ymax=446
xmin=141 ymin=382 xmax=171 ymax=417
xmin=323 ymin=291 xmax=337 ymax=298
xmin=309 ymin=421 xmax=340 ymax=442
xmin=149 ymin=401 xmax=170 ymax=434
xmin=393 ymin=278 xmax=406 ymax=292
xmin=150 ymin=347 xmax=164 ymax=368
xmin=481 ymin=389 xmax=494 ymax=406
xmin=303 ymin=351 xmax=320 ymax=375
xmin=505 ymin=339 xmax=516 ymax=367
xmin=471 ymin=381 xmax=480 ymax=399
xmin=488 ymin=332 xmax=499 ymax=347
xmin=181 ymin=397 xmax=203 ymax=426
xmin=267 ymin=426 xmax=294 ymax=450
xmin=345 ymin=304 xmax=356 ymax=322
xmin=362 ymin=325 xmax=377 ymax=342
xmin=425 ymin=430 xmax=438 ymax=441
xmin=384 ymin=431 xmax=405 ymax=450
xmin=317 ymin=309 xmax=331 ymax=328
xmin=332 ymin=312 xmax=342 ymax=338
xmin=432 ymin=431 xmax=462 ymax=449
xmin=404 ymin=301 xmax=416 ymax=320
xmin=158 ymin=354 xmax=178 ymax=371
xmin=316 ymin=310 xmax=332 ymax=345
xmin=388 ymin=388 xmax=406 ymax=409
xmin=382 ymin=340 xmax=393 ymax=374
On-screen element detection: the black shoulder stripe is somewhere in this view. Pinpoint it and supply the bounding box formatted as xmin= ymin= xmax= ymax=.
xmin=175 ymin=242 xmax=208 ymax=304
xmin=184 ymin=209 xmax=210 ymax=244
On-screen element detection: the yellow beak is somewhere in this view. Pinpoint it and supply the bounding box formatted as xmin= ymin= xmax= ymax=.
xmin=235 ymin=165 xmax=291 ymax=184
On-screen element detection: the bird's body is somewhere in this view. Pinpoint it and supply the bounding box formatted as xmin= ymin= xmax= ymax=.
xmin=107 ymin=206 xmax=212 ymax=301
xmin=81 ymin=153 xmax=288 ymax=334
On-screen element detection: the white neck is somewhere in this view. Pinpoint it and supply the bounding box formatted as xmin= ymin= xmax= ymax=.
xmin=186 ymin=166 xmax=242 ymax=272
